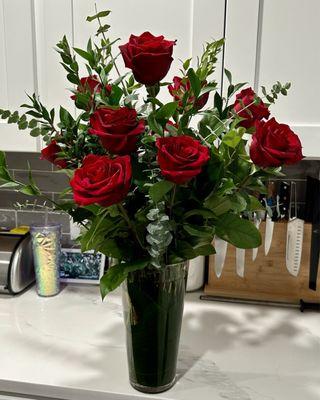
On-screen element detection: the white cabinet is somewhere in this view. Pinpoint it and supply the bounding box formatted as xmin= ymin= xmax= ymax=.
xmin=0 ymin=0 xmax=319 ymax=156
xmin=0 ymin=0 xmax=225 ymax=152
xmin=224 ymin=0 xmax=320 ymax=157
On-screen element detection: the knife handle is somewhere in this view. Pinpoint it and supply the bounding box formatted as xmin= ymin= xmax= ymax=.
xmin=309 ymin=224 xmax=320 ymax=291
xmin=300 ymin=300 xmax=320 ymax=312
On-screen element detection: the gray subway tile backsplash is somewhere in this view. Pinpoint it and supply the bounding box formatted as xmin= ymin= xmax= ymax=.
xmin=0 ymin=209 xmax=16 ymax=229
xmin=14 ymin=170 xmax=69 ymax=193
xmin=5 ymin=152 xmax=53 ymax=171
xmin=0 ymin=151 xmax=71 ymax=239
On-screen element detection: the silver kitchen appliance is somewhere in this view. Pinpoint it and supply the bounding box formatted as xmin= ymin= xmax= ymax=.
xmin=0 ymin=232 xmax=35 ymax=294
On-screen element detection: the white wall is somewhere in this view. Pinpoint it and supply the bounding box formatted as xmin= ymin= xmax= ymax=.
xmin=0 ymin=0 xmax=225 ymax=152
xmin=224 ymin=0 xmax=320 ymax=157
xmin=0 ymin=0 xmax=319 ymax=157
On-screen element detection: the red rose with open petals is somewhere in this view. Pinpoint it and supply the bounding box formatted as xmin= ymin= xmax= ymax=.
xmin=41 ymin=141 xmax=67 ymax=169
xmin=250 ymin=118 xmax=303 ymax=167
xmin=119 ymin=32 xmax=175 ymax=86
xmin=156 ymin=136 xmax=210 ymax=184
xmin=168 ymin=76 xmax=209 ymax=110
xmin=88 ymin=107 xmax=145 ymax=155
xmin=70 ymin=154 xmax=132 ymax=207
xmin=233 ymin=87 xmax=270 ymax=129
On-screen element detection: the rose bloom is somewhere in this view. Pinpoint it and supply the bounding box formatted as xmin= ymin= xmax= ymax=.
xmin=168 ymin=76 xmax=209 ymax=110
xmin=71 ymin=75 xmax=112 ymax=100
xmin=89 ymin=107 xmax=145 ymax=155
xmin=233 ymin=87 xmax=270 ymax=129
xmin=156 ymin=135 xmax=210 ymax=184
xmin=41 ymin=140 xmax=67 ymax=168
xmin=250 ymin=118 xmax=303 ymax=167
xmin=119 ymin=32 xmax=175 ymax=86
xmin=70 ymin=154 xmax=132 ymax=207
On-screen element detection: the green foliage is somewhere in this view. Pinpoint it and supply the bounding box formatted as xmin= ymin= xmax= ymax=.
xmin=0 ymin=7 xmax=291 ymax=298
xmin=146 ymin=202 xmax=173 ymax=268
xmin=100 ymin=259 xmax=148 ymax=299
xmin=149 ymin=181 xmax=174 ymax=202
xmin=215 ymin=213 xmax=261 ymax=248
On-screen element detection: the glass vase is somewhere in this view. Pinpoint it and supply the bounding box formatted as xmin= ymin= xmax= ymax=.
xmin=122 ymin=262 xmax=188 ymax=393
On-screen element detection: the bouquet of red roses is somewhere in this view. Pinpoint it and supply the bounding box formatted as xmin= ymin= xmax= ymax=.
xmin=0 ymin=9 xmax=302 ymax=297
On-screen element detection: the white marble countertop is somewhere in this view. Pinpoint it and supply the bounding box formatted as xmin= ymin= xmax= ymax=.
xmin=0 ymin=285 xmax=319 ymax=400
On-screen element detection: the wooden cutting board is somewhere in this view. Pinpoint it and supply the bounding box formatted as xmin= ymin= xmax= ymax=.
xmin=205 ymin=222 xmax=320 ymax=304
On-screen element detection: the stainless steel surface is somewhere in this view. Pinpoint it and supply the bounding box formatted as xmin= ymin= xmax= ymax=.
xmin=214 ymin=237 xmax=228 ymax=278
xmin=264 ymin=214 xmax=274 ymax=255
xmin=0 ymin=233 xmax=35 ymax=294
xmin=235 ymin=248 xmax=245 ymax=277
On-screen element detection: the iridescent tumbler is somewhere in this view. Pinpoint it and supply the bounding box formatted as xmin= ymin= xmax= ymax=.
xmin=30 ymin=223 xmax=61 ymax=297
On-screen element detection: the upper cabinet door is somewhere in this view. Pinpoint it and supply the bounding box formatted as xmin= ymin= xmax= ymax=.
xmin=0 ymin=0 xmax=38 ymax=152
xmin=224 ymin=0 xmax=320 ymax=158
xmin=0 ymin=0 xmax=225 ymax=152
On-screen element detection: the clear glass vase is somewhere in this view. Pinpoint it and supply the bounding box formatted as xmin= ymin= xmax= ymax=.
xmin=122 ymin=262 xmax=188 ymax=393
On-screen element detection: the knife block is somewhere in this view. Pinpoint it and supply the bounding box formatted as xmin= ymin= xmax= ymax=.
xmin=205 ymin=222 xmax=320 ymax=304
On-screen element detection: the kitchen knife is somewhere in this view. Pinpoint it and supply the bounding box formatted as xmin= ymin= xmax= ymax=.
xmin=252 ymin=215 xmax=262 ymax=261
xmin=305 ymin=176 xmax=320 ymax=290
xmin=236 ymin=248 xmax=245 ymax=277
xmin=286 ymin=182 xmax=304 ymax=277
xmin=214 ymin=236 xmax=228 ymax=278
xmin=264 ymin=182 xmax=277 ymax=255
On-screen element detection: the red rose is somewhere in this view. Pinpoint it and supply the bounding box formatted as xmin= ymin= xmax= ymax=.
xmin=88 ymin=107 xmax=145 ymax=155
xmin=250 ymin=118 xmax=303 ymax=167
xmin=41 ymin=141 xmax=67 ymax=169
xmin=156 ymin=135 xmax=210 ymax=184
xmin=119 ymin=32 xmax=175 ymax=86
xmin=233 ymin=87 xmax=270 ymax=129
xmin=168 ymin=76 xmax=209 ymax=110
xmin=70 ymin=154 xmax=132 ymax=207
xmin=71 ymin=75 xmax=112 ymax=100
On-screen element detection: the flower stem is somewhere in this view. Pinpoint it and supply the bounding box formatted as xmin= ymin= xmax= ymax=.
xmin=117 ymin=203 xmax=145 ymax=249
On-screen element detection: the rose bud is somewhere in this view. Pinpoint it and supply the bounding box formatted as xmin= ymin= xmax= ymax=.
xmin=71 ymin=75 xmax=112 ymax=103
xmin=233 ymin=87 xmax=270 ymax=129
xmin=156 ymin=135 xmax=210 ymax=184
xmin=41 ymin=140 xmax=67 ymax=169
xmin=168 ymin=76 xmax=209 ymax=110
xmin=119 ymin=32 xmax=175 ymax=86
xmin=70 ymin=154 xmax=132 ymax=207
xmin=250 ymin=118 xmax=303 ymax=168
xmin=88 ymin=107 xmax=145 ymax=155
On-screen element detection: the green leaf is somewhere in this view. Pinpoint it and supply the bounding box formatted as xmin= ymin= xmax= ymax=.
xmin=183 ymin=208 xmax=215 ymax=220
xmin=183 ymin=224 xmax=214 ymax=239
xmin=59 ymin=106 xmax=74 ymax=127
xmin=156 ymin=102 xmax=178 ymax=120
xmin=96 ymin=24 xmax=110 ymax=35
xmin=149 ymin=180 xmax=174 ymax=202
xmin=214 ymin=92 xmax=223 ymax=114
xmin=19 ymin=185 xmax=40 ymax=196
xmin=193 ymin=243 xmax=216 ymax=256
xmin=30 ymin=127 xmax=41 ymax=137
xmin=187 ymin=68 xmax=201 ymax=97
xmin=183 ymin=58 xmax=192 ymax=71
xmin=73 ymin=47 xmax=94 ymax=64
xmin=147 ymin=113 xmax=163 ymax=135
xmin=215 ymin=213 xmax=262 ymax=248
xmin=100 ymin=259 xmax=148 ymax=299
xmin=86 ymin=10 xmax=111 ymax=22
xmin=0 ymin=151 xmax=7 ymax=168
xmin=222 ymin=129 xmax=244 ymax=148
xmin=0 ymin=181 xmax=20 ymax=189
xmin=1 ymin=110 xmax=10 ymax=119
xmin=224 ymin=68 xmax=232 ymax=84
xmin=176 ymin=240 xmax=196 ymax=260
xmin=28 ymin=119 xmax=38 ymax=128
xmin=204 ymin=194 xmax=233 ymax=216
